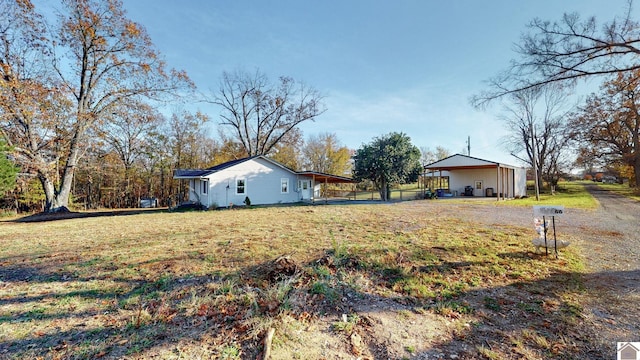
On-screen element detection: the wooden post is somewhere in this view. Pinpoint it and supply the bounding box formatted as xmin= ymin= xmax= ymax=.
xmin=324 ymin=177 xmax=328 ymax=204
xmin=263 ymin=328 xmax=275 ymax=360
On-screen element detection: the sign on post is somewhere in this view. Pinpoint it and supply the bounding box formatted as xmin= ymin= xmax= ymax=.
xmin=533 ymin=205 xmax=564 ymax=217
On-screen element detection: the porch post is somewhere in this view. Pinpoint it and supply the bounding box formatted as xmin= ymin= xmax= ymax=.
xmin=500 ymin=166 xmax=504 ymax=200
xmin=324 ymin=177 xmax=328 ymax=204
xmin=507 ymin=168 xmax=511 ymax=198
xmin=495 ymin=166 xmax=499 ymax=201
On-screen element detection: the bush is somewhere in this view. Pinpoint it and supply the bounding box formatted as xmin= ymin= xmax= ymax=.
xmin=244 ymin=196 xmax=251 ymax=206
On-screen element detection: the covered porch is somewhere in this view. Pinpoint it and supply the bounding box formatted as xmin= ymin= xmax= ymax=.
xmin=423 ymin=154 xmax=527 ymax=200
xmin=296 ymin=171 xmax=359 ymax=203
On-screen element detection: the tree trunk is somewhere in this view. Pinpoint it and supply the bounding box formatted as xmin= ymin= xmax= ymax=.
xmin=378 ymin=180 xmax=389 ymax=201
xmin=39 ymin=173 xmax=71 ymax=213
xmin=378 ymin=181 xmax=384 ymax=201
xmin=633 ymin=155 xmax=640 ymax=188
xmin=39 ymin=174 xmax=56 ymax=212
xmin=39 ymin=127 xmax=84 ymax=213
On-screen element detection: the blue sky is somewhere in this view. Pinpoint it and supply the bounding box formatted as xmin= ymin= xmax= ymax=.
xmin=116 ymin=0 xmax=635 ymax=165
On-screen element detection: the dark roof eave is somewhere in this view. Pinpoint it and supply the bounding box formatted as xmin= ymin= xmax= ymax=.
xmin=297 ymin=171 xmax=358 ymax=183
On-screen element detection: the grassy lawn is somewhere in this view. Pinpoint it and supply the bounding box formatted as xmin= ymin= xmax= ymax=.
xmin=352 ymin=183 xmax=423 ymax=201
xmin=595 ymin=181 xmax=640 ymax=201
xmin=497 ymin=181 xmax=599 ymax=210
xmin=0 ymin=202 xmax=595 ymax=359
xmin=353 ymin=181 xmax=600 ymax=209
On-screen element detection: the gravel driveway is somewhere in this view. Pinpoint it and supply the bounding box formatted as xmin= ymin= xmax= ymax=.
xmin=576 ymin=184 xmax=640 ymax=352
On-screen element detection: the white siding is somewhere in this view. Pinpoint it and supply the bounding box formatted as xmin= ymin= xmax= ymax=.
xmin=513 ymin=167 xmax=527 ymax=197
xmin=195 ymin=157 xmax=307 ymax=207
xmin=445 ymin=168 xmax=498 ymax=197
xmin=428 ymin=167 xmax=526 ymax=198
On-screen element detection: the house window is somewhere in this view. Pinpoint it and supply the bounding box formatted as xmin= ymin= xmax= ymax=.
xmin=236 ymin=178 xmax=245 ymax=195
xmin=281 ymin=178 xmax=289 ymax=193
xmin=202 ymin=180 xmax=208 ymax=194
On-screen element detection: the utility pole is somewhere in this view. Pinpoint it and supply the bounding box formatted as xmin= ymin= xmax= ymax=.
xmin=466 ymin=136 xmax=470 ymax=156
xmin=530 ymin=121 xmax=540 ymax=201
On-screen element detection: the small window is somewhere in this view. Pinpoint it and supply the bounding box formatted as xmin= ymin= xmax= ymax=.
xmin=202 ymin=180 xmax=208 ymax=194
xmin=298 ymin=180 xmax=309 ymax=190
xmin=236 ymin=178 xmax=245 ymax=195
xmin=281 ymin=178 xmax=289 ymax=193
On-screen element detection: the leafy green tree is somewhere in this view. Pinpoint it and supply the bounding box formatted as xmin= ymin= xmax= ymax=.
xmin=0 ymin=137 xmax=18 ymax=194
xmin=353 ymin=132 xmax=421 ymax=201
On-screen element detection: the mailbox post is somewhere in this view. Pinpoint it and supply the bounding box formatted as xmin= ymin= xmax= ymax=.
xmin=533 ymin=205 xmax=564 ymax=258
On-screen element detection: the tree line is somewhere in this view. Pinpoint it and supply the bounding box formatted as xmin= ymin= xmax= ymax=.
xmin=0 ymin=0 xmax=346 ymax=212
xmin=4 ymin=0 xmax=640 ymax=213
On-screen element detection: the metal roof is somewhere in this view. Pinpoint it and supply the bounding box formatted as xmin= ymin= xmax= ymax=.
xmin=424 ymin=154 xmax=520 ymax=171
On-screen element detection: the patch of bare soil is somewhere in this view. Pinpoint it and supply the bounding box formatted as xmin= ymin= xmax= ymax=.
xmin=269 ymin=294 xmax=451 ymax=359
xmin=12 ymin=208 xmax=165 ymax=222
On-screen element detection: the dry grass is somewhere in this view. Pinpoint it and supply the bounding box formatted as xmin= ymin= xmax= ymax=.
xmin=0 ymin=203 xmax=596 ymax=359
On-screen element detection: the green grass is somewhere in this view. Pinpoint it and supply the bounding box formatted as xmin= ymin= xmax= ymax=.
xmin=497 ymin=181 xmax=598 ymax=209
xmin=595 ymin=182 xmax=640 ymax=201
xmin=353 ymin=187 xmax=423 ymax=201
xmin=354 ymin=180 xmax=602 ymax=207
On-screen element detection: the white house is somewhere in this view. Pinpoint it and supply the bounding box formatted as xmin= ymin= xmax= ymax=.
xmin=424 ymin=154 xmax=527 ymax=199
xmin=173 ymin=156 xmax=356 ymax=208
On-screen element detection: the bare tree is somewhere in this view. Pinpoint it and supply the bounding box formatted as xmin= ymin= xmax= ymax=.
xmin=100 ymin=100 xmax=163 ymax=206
xmin=419 ymin=146 xmax=450 ymax=165
xmin=501 ymin=84 xmax=573 ymax=189
xmin=211 ymin=69 xmax=325 ymax=157
xmin=472 ymin=1 xmax=640 ymax=105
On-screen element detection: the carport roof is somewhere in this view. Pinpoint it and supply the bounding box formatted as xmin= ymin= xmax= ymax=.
xmin=297 ymin=171 xmax=358 ymax=184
